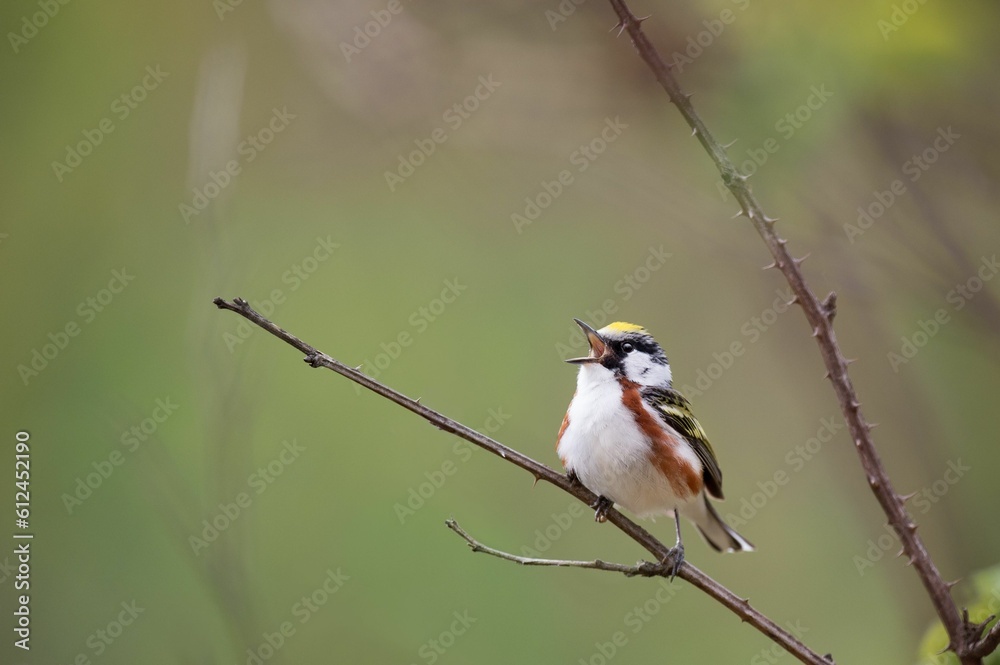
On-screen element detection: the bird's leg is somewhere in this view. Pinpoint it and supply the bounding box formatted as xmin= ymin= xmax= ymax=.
xmin=566 ymin=469 xmax=583 ymax=488
xmin=592 ymin=496 xmax=614 ymax=523
xmin=566 ymin=471 xmax=612 ymax=523
xmin=663 ymin=509 xmax=685 ymax=581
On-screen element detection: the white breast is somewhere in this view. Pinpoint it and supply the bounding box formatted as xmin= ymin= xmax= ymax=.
xmin=557 ymin=364 xmax=694 ymax=517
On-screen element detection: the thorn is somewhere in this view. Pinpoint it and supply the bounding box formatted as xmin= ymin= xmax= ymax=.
xmin=691 ymin=126 xmax=698 ymax=137
xmin=684 ymin=92 xmax=694 ymax=100
xmin=764 ymin=216 xmax=780 ymax=224
xmin=824 ymin=370 xmax=832 ymax=379
xmin=811 ymin=327 xmax=821 ymax=337
xmin=761 ymin=261 xmax=777 ymax=271
xmin=906 ymin=556 xmax=916 ymax=567
xmin=414 ymin=397 xmax=422 ymax=404
xmin=776 ymin=237 xmax=787 ymax=246
xmin=906 ymin=522 xmax=918 ymax=533
xmin=895 ymin=547 xmax=906 ymax=558
xmin=850 ymin=400 xmax=861 ymax=410
xmin=532 ymin=476 xmax=540 ymax=488
xmin=721 ymin=139 xmax=738 ymax=149
xmin=635 ymin=14 xmax=651 ymax=25
xmin=868 ymin=422 xmax=880 ymax=430
xmin=793 ymin=253 xmax=811 ymax=265
xmin=821 ymin=291 xmax=838 ymax=322
xmin=844 ymin=357 xmax=857 ymax=365
xmin=609 ymin=21 xmax=626 ymax=36
xmin=732 ymin=209 xmax=746 ymax=219
xmin=899 ymin=491 xmax=918 ymax=503
xmin=353 ymin=364 xmax=364 ymax=371
xmin=870 ymin=478 xmax=881 ymax=490
xmin=946 ymin=579 xmax=962 ymax=590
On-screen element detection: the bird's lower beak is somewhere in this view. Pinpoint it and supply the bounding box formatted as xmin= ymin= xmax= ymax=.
xmin=565 ymin=318 xmax=609 ymax=364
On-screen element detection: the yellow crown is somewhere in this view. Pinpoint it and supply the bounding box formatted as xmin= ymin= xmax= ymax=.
xmin=605 ymin=322 xmax=646 ymax=334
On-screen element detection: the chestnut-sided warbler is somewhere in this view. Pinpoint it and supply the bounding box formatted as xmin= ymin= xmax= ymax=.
xmin=557 ymin=319 xmax=753 ymax=570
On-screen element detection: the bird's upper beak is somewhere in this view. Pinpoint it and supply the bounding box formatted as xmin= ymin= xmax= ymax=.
xmin=565 ymin=318 xmax=610 ymax=364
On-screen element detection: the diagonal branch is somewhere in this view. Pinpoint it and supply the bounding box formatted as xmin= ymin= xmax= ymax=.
xmin=446 ymin=518 xmax=677 ymax=577
xmin=213 ymin=296 xmax=833 ymax=665
xmin=602 ymin=0 xmax=987 ymax=661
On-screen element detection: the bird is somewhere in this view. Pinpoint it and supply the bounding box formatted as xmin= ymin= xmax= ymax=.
xmin=556 ymin=318 xmax=753 ymax=574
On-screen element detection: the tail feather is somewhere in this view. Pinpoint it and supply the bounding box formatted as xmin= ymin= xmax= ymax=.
xmin=683 ymin=494 xmax=754 ymax=553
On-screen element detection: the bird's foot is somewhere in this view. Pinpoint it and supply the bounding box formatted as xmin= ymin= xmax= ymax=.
xmin=662 ymin=544 xmax=685 ymax=581
xmin=592 ymin=495 xmax=613 ymax=523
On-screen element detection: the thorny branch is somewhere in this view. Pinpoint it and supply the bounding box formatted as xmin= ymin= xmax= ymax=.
xmin=602 ymin=0 xmax=997 ymax=662
xmin=213 ymin=296 xmax=834 ymax=665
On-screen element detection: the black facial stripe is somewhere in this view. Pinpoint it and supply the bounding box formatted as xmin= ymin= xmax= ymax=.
xmin=614 ymin=334 xmax=669 ymax=365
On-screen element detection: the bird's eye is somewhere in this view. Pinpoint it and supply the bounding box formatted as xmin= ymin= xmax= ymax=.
xmin=622 ymin=342 xmax=634 ymax=353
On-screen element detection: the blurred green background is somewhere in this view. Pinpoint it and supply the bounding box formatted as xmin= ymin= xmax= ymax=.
xmin=2 ymin=0 xmax=999 ymax=663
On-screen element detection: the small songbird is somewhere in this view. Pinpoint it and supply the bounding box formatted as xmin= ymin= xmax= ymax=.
xmin=557 ymin=319 xmax=753 ymax=571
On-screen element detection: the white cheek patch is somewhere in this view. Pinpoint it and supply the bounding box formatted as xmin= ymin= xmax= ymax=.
xmin=623 ymin=353 xmax=672 ymax=387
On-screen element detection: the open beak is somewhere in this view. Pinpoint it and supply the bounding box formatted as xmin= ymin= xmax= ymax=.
xmin=565 ymin=318 xmax=609 ymax=364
